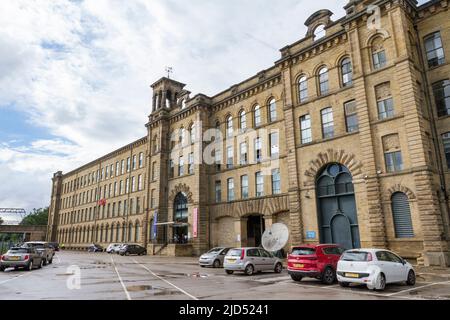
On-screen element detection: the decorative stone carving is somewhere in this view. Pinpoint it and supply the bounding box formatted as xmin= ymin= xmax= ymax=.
xmin=168 ymin=183 xmax=194 ymax=204
xmin=384 ymin=184 xmax=416 ymax=202
xmin=304 ymin=149 xmax=363 ymax=186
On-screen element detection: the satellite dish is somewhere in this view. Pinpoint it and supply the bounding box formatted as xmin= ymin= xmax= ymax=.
xmin=262 ymin=223 xmax=289 ymax=252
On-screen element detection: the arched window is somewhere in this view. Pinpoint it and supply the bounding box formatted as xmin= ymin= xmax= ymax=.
xmin=122 ymin=223 xmax=126 ymax=242
xmin=226 ymin=116 xmax=233 ymax=137
xmin=180 ymin=127 xmax=186 ymax=145
xmin=391 ymin=192 xmax=414 ymax=238
xmin=314 ymin=24 xmax=326 ymax=40
xmin=268 ymin=98 xmax=277 ymax=122
xmin=254 ymin=105 xmax=261 ymax=127
xmin=116 ymin=224 xmax=120 ymax=242
xmin=318 ymin=67 xmax=329 ymax=95
xmin=174 ymin=193 xmax=189 ymax=244
xmin=341 ymin=57 xmax=353 ymax=87
xmin=128 ymin=223 xmax=133 ymax=242
xmin=105 ymin=225 xmax=109 ymax=243
xmin=371 ymin=36 xmax=387 ymax=70
xmin=239 ymin=110 xmax=247 ymax=131
xmin=110 ymin=224 xmax=115 ymax=242
xmin=135 ymin=222 xmax=140 ymax=242
xmin=298 ymin=76 xmax=308 ymax=103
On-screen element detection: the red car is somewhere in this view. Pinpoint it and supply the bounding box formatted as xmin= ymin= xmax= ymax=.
xmin=287 ymin=244 xmax=346 ymax=285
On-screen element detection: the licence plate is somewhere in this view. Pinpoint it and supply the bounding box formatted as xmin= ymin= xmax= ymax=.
xmin=227 ymin=259 xmax=236 ymax=264
xmin=345 ymin=273 xmax=359 ymax=278
xmin=10 ymin=256 xmax=20 ymax=261
xmin=293 ymin=264 xmax=304 ymax=268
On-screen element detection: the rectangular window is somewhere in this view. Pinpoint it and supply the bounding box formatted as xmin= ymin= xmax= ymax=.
xmin=227 ymin=178 xmax=235 ymax=202
xmin=300 ymin=114 xmax=312 ymax=144
xmin=114 ymin=182 xmax=117 ymax=197
xmin=118 ymin=201 xmax=122 ymax=216
xmin=110 ymin=164 xmax=114 ymax=178
xmin=241 ymin=175 xmax=249 ymax=199
xmin=240 ymin=142 xmax=248 ymax=165
xmin=227 ymin=146 xmax=233 ymax=169
xmin=425 ymin=32 xmax=445 ymax=68
xmin=152 ymin=162 xmax=157 ymax=181
xmin=119 ymin=180 xmax=123 ymax=195
xmin=433 ymin=80 xmax=450 ymax=117
xmin=132 ymin=155 xmax=137 ymax=170
xmin=272 ymin=169 xmax=281 ymax=195
xmin=125 ymin=178 xmax=129 ymax=194
xmin=138 ymin=175 xmax=143 ymax=191
xmin=116 ymin=162 xmax=120 ymax=176
xmin=136 ymin=197 xmax=141 ymax=213
xmin=188 ymin=153 xmax=194 ymax=174
xmin=344 ymin=100 xmax=359 ymax=132
xmin=169 ymin=160 xmax=174 ymax=178
xmin=179 ymin=157 xmax=184 ymax=176
xmin=139 ymin=152 xmax=144 ymax=168
xmin=378 ymin=98 xmax=394 ymax=120
xmin=121 ymin=160 xmax=125 ymax=175
xmin=321 ymin=108 xmax=334 ymax=139
xmin=131 ymin=176 xmax=136 ymax=192
xmin=442 ymin=133 xmax=450 ymax=169
xmin=151 ymin=190 xmax=155 ymax=208
xmin=256 ymin=172 xmax=264 ymax=197
xmin=127 ymin=157 xmax=131 ymax=172
xmin=385 ymin=151 xmax=404 ymax=173
xmin=215 ymin=181 xmax=222 ymax=203
xmin=124 ymin=200 xmax=128 ymax=215
xmin=215 ymin=148 xmax=222 ymax=172
xmin=105 ymin=166 xmax=109 ymax=179
xmin=255 ymin=138 xmax=262 ymax=163
xmin=372 ymin=50 xmax=387 ymax=69
xmin=270 ymin=132 xmax=279 ymax=158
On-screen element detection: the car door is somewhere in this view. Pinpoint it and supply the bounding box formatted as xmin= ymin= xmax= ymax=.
xmin=385 ymin=252 xmax=406 ymax=282
xmin=375 ymin=251 xmax=396 ymax=283
xmin=246 ymin=249 xmax=262 ymax=271
xmin=258 ymin=249 xmax=272 ymax=270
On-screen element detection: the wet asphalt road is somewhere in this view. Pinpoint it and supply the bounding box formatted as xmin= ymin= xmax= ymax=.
xmin=0 ymin=251 xmax=449 ymax=300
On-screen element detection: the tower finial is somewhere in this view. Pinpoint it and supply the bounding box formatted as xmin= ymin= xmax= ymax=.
xmin=165 ymin=66 xmax=173 ymax=79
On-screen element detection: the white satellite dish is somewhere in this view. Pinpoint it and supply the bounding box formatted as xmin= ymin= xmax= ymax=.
xmin=262 ymin=223 xmax=289 ymax=252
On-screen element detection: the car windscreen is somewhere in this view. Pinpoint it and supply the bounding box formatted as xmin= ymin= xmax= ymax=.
xmin=27 ymin=243 xmax=44 ymax=248
xmin=8 ymin=248 xmax=30 ymax=254
xmin=341 ymin=251 xmax=370 ymax=261
xmin=207 ymin=248 xmax=223 ymax=254
xmin=291 ymin=247 xmax=316 ymax=255
xmin=227 ymin=249 xmax=242 ymax=257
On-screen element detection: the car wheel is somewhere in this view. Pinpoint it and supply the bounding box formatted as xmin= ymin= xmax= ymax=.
xmin=0 ymin=266 xmax=5 ymax=272
xmin=290 ymin=274 xmax=303 ymax=282
xmin=38 ymin=259 xmax=44 ymax=269
xmin=213 ymin=260 xmax=221 ymax=268
xmin=374 ymin=273 xmax=386 ymax=291
xmin=27 ymin=261 xmax=33 ymax=271
xmin=406 ymin=270 xmax=416 ymax=286
xmin=49 ymin=258 xmax=53 ymax=264
xmin=244 ymin=264 xmax=254 ymax=276
xmin=321 ymin=267 xmax=336 ymax=285
xmin=143 ymin=251 xmax=147 ymax=256
xmin=225 ymin=270 xmax=234 ymax=275
xmin=43 ymin=258 xmax=48 ymax=266
xmin=274 ymin=263 xmax=283 ymax=274
xmin=339 ymin=282 xmax=350 ymax=288
xmin=125 ymin=252 xmax=130 ymax=256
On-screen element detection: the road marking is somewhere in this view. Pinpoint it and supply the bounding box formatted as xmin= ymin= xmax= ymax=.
xmin=385 ymin=280 xmax=450 ymax=297
xmin=110 ymin=256 xmax=132 ymax=301
xmin=254 ymin=276 xmax=291 ymax=283
xmin=0 ymin=272 xmax=32 ymax=286
xmin=132 ymin=259 xmax=199 ymax=301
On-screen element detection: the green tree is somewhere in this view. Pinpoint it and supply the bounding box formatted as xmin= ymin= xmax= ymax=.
xmin=0 ymin=216 xmax=3 ymax=225
xmin=20 ymin=207 xmax=49 ymax=226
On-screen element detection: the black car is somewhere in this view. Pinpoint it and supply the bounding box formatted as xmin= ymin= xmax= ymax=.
xmin=88 ymin=244 xmax=104 ymax=252
xmin=48 ymin=242 xmax=60 ymax=252
xmin=119 ymin=244 xmax=147 ymax=256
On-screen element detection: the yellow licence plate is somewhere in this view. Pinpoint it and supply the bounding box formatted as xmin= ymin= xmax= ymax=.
xmin=294 ymin=264 xmax=304 ymax=268
xmin=10 ymin=256 xmax=20 ymax=261
xmin=345 ymin=273 xmax=359 ymax=278
xmin=227 ymin=259 xmax=236 ymax=264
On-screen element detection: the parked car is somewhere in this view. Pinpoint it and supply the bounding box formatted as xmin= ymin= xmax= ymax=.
xmin=287 ymin=244 xmax=346 ymax=285
xmin=106 ymin=243 xmax=122 ymax=254
xmin=337 ymin=249 xmax=416 ymax=291
xmin=48 ymin=242 xmax=60 ymax=252
xmin=119 ymin=244 xmax=147 ymax=256
xmin=0 ymin=247 xmax=44 ymax=271
xmin=199 ymin=247 xmax=232 ymax=268
xmin=223 ymin=247 xmax=283 ymax=276
xmin=23 ymin=241 xmax=54 ymax=265
xmin=88 ymin=244 xmax=104 ymax=253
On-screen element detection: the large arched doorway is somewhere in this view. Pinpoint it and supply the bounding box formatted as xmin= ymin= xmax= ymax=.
xmin=316 ymin=163 xmax=360 ymax=249
xmin=246 ymin=215 xmax=265 ymax=247
xmin=173 ymin=193 xmax=189 ymax=244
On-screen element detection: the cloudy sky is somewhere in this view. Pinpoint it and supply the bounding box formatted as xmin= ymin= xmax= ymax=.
xmin=0 ymin=0 xmax=428 ymax=222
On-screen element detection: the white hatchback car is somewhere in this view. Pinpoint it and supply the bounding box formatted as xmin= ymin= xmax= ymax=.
xmin=337 ymin=249 xmax=416 ymax=291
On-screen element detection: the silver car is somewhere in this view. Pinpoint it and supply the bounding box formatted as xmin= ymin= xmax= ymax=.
xmin=199 ymin=247 xmax=232 ymax=268
xmin=224 ymin=247 xmax=283 ymax=276
xmin=0 ymin=247 xmax=44 ymax=271
xmin=23 ymin=241 xmax=55 ymax=265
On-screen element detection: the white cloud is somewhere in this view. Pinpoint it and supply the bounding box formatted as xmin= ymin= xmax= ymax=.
xmin=0 ymin=0 xmax=429 ymax=213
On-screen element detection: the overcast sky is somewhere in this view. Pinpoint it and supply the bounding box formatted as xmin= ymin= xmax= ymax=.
xmin=0 ymin=0 xmax=428 ymax=222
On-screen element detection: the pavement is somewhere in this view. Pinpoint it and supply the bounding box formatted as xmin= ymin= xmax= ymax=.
xmin=0 ymin=251 xmax=449 ymax=300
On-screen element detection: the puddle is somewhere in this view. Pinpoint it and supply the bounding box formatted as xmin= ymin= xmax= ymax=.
xmin=185 ymin=272 xmax=209 ymax=278
xmin=126 ymin=285 xmax=182 ymax=296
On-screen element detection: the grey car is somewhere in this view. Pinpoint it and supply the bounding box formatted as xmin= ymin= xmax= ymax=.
xmin=224 ymin=247 xmax=283 ymax=276
xmin=0 ymin=247 xmax=44 ymax=271
xmin=199 ymin=247 xmax=232 ymax=268
xmin=23 ymin=241 xmax=55 ymax=265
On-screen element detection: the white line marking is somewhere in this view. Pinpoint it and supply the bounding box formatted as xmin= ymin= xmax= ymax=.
xmin=110 ymin=256 xmax=132 ymax=301
xmin=385 ymin=280 xmax=450 ymax=297
xmin=132 ymin=259 xmax=199 ymax=300
xmin=0 ymin=272 xmax=31 ymax=285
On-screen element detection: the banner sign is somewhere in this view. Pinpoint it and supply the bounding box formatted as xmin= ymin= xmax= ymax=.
xmin=193 ymin=208 xmax=198 ymax=238
xmin=152 ymin=211 xmax=158 ymax=240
